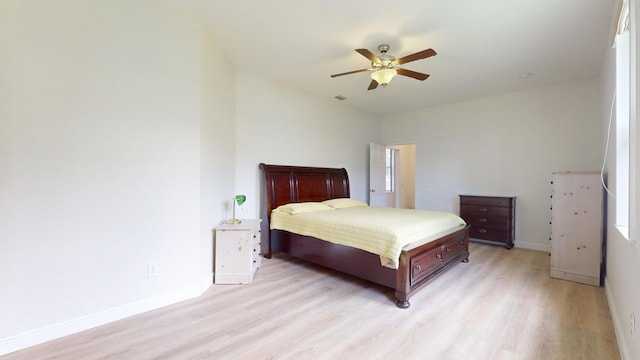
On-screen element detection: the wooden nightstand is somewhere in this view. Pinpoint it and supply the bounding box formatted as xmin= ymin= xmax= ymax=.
xmin=459 ymin=195 xmax=516 ymax=249
xmin=214 ymin=219 xmax=262 ymax=284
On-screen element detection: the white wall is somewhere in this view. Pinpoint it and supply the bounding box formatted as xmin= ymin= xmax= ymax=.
xmin=379 ymin=79 xmax=603 ymax=251
xmin=199 ymin=23 xmax=237 ymax=291
xmin=0 ymin=0 xmax=235 ymax=354
xmin=601 ymin=1 xmax=640 ymax=358
xmin=233 ymin=73 xmax=378 ymax=219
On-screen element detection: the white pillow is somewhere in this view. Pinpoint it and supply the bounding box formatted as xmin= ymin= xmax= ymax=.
xmin=274 ymin=202 xmax=335 ymax=215
xmin=322 ymin=198 xmax=369 ymax=209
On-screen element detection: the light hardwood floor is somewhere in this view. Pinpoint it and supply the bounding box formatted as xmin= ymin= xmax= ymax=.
xmin=3 ymin=243 xmax=620 ymax=360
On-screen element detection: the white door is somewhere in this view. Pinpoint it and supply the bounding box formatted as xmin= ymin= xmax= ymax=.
xmin=369 ymin=143 xmax=387 ymax=206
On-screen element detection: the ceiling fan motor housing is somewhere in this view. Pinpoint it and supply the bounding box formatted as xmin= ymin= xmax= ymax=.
xmin=377 ymin=44 xmax=390 ymax=53
xmin=375 ymin=44 xmax=395 ymax=69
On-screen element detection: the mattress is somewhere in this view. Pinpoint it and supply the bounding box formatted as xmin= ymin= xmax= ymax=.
xmin=270 ymin=204 xmax=467 ymax=268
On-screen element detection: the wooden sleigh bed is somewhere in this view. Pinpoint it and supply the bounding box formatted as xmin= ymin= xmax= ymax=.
xmin=259 ymin=163 xmax=470 ymax=308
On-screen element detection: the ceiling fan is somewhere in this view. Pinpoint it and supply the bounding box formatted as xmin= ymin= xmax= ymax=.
xmin=330 ymin=44 xmax=437 ymax=90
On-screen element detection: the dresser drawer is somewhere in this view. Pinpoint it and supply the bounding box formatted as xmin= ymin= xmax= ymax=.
xmin=460 ymin=196 xmax=512 ymax=207
xmin=461 ymin=204 xmax=511 ymax=217
xmin=460 ymin=214 xmax=510 ymax=229
xmin=469 ymin=227 xmax=509 ymax=242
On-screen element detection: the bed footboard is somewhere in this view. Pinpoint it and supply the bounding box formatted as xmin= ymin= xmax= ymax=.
xmin=394 ymin=226 xmax=470 ymax=308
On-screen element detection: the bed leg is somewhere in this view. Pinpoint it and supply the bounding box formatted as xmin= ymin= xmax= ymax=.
xmin=395 ymin=299 xmax=410 ymax=309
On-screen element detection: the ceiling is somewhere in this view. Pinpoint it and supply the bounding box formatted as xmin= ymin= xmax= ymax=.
xmin=168 ymin=0 xmax=616 ymax=117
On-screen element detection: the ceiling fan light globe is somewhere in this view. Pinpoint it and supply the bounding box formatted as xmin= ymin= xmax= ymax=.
xmin=371 ymin=68 xmax=397 ymax=85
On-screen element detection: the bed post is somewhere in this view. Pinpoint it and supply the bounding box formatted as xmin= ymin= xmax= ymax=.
xmin=259 ymin=163 xmax=272 ymax=258
xmin=395 ymin=253 xmax=411 ymax=308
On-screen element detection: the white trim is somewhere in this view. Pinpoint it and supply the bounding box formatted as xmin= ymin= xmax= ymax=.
xmin=0 ymin=285 xmax=205 ymax=356
xmin=605 ymin=279 xmax=631 ymax=360
xmin=201 ymin=272 xmax=214 ymax=294
xmin=469 ymin=239 xmax=550 ymax=252
xmin=549 ymin=269 xmax=599 ymax=286
xmin=514 ymin=240 xmax=551 ymax=253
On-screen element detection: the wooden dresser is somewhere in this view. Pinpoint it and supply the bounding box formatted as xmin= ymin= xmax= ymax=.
xmin=459 ymin=195 xmax=516 ymax=249
xmin=550 ymin=172 xmax=603 ymax=286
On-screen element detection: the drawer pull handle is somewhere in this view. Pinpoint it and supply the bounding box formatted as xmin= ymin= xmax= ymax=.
xmin=445 ymin=247 xmax=451 ymax=253
xmin=415 ymin=265 xmax=421 ymax=270
xmin=478 ymin=229 xmax=488 ymax=234
xmin=478 ymin=218 xmax=487 ymax=223
xmin=479 ymin=208 xmax=488 ymax=212
xmin=436 ymin=254 xmax=442 ymax=259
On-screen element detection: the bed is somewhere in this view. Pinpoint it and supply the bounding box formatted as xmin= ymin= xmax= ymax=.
xmin=259 ymin=163 xmax=470 ymax=308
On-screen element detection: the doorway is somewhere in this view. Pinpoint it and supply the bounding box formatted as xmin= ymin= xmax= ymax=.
xmin=369 ymin=143 xmax=416 ymax=208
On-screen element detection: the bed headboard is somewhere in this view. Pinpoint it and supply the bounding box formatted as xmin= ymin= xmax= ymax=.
xmin=259 ymin=163 xmax=350 ymax=257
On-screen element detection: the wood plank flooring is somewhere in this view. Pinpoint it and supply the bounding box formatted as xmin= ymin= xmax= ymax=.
xmin=2 ymin=243 xmax=620 ymax=359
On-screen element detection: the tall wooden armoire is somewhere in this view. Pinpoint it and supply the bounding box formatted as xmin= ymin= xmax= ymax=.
xmin=550 ymin=171 xmax=604 ymax=286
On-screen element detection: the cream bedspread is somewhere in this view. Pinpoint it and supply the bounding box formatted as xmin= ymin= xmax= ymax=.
xmin=270 ymin=206 xmax=466 ymax=269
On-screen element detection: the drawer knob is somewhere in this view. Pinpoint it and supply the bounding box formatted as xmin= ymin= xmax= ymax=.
xmin=415 ymin=265 xmax=421 ymax=270
xmin=445 ymin=247 xmax=451 ymax=253
xmin=478 ymin=218 xmax=487 ymax=223
xmin=436 ymin=254 xmax=442 ymax=259
xmin=479 ymin=208 xmax=488 ymax=212
xmin=478 ymin=229 xmax=488 ymax=234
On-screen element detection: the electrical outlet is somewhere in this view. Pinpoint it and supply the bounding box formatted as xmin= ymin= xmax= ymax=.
xmin=631 ymin=313 xmax=636 ymax=337
xmin=147 ymin=262 xmax=159 ymax=278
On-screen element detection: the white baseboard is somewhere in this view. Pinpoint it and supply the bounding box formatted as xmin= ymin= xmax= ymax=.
xmin=514 ymin=240 xmax=550 ymax=253
xmin=470 ymin=239 xmax=550 ymax=253
xmin=0 ymin=284 xmax=209 ymax=356
xmin=201 ymin=272 xmax=214 ymax=293
xmin=605 ymin=279 xmax=631 ymax=360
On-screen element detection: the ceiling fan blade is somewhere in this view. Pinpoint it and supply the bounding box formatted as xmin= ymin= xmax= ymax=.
xmin=356 ymin=48 xmax=380 ymax=63
xmin=330 ymin=68 xmax=370 ymax=78
xmin=396 ymin=68 xmax=430 ymax=81
xmin=396 ymin=48 xmax=437 ymax=65
xmin=368 ymin=80 xmax=379 ymax=90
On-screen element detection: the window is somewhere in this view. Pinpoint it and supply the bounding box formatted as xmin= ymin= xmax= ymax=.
xmin=385 ymin=147 xmax=396 ymax=192
xmin=615 ymin=28 xmax=630 ymax=236
xmin=613 ymin=0 xmax=634 ymax=241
